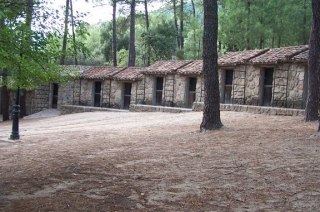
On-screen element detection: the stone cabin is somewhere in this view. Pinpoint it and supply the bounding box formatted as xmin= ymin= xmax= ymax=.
xmin=141 ymin=60 xmax=194 ymax=107
xmin=0 ymin=45 xmax=311 ymax=118
xmin=218 ymin=45 xmax=309 ymax=109
xmin=71 ymin=66 xmax=145 ymax=109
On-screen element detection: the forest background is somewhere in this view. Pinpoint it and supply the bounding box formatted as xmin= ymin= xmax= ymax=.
xmin=60 ymin=0 xmax=312 ymax=67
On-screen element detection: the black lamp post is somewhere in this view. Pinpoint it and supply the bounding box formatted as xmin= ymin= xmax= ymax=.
xmin=10 ymin=87 xmax=20 ymax=140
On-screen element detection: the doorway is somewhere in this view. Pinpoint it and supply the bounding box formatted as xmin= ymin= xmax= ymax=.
xmin=154 ymin=77 xmax=164 ymax=106
xmin=52 ymin=83 xmax=59 ymax=109
xmin=94 ymin=81 xmax=101 ymax=107
xmin=123 ymin=83 xmax=132 ymax=109
xmin=261 ymin=68 xmax=274 ymax=106
xmin=222 ymin=69 xmax=233 ymax=103
xmin=186 ymin=77 xmax=197 ymax=108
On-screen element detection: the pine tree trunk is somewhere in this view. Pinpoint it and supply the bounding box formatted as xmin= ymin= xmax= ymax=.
xmin=70 ymin=0 xmax=78 ymax=65
xmin=305 ymin=0 xmax=320 ymax=121
xmin=60 ymin=0 xmax=70 ymax=65
xmin=0 ymin=17 xmax=9 ymax=121
xmin=200 ymin=0 xmax=223 ymax=131
xmin=20 ymin=90 xmax=26 ymax=118
xmin=112 ymin=0 xmax=117 ymax=67
xmin=1 ymin=69 xmax=10 ymax=121
xmin=173 ymin=0 xmax=180 ymax=49
xmin=128 ymin=0 xmax=136 ymax=66
xmin=179 ymin=0 xmax=184 ymax=49
xmin=144 ymin=0 xmax=150 ymax=66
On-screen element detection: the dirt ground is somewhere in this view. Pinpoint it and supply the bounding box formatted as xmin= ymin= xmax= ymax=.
xmin=0 ymin=111 xmax=319 ymax=212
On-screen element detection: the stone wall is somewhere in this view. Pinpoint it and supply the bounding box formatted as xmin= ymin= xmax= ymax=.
xmin=57 ymin=82 xmax=74 ymax=109
xmin=60 ymin=105 xmax=129 ymax=115
xmin=143 ymin=75 xmax=155 ymax=105
xmin=192 ymin=102 xmax=304 ymax=116
xmin=282 ymin=63 xmax=306 ymax=109
xmin=244 ymin=65 xmax=261 ymax=106
xmin=129 ymin=81 xmax=142 ymax=105
xmin=110 ymin=80 xmax=122 ymax=108
xmin=174 ymin=75 xmax=203 ymax=108
xmin=79 ymin=80 xmax=94 ymax=106
xmin=163 ymin=75 xmax=175 ymax=106
xmin=174 ymin=74 xmax=187 ymax=107
xmin=218 ymin=63 xmax=307 ymax=109
xmin=134 ymin=80 xmax=145 ymax=105
xmin=29 ymin=84 xmax=50 ymax=114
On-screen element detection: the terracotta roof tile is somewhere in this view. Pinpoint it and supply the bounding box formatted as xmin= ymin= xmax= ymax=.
xmin=81 ymin=66 xmax=125 ymax=79
xmin=177 ymin=60 xmax=203 ymax=75
xmin=292 ymin=49 xmax=309 ymax=62
xmin=249 ymin=45 xmax=309 ymax=64
xmin=144 ymin=60 xmax=192 ymax=74
xmin=218 ymin=49 xmax=269 ymax=66
xmin=113 ymin=67 xmax=144 ymax=81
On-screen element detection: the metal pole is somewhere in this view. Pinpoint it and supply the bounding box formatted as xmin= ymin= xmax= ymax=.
xmin=10 ymin=87 xmax=20 ymax=140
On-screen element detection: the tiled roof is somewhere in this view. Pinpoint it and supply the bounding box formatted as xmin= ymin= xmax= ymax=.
xmin=177 ymin=60 xmax=203 ymax=75
xmin=292 ymin=49 xmax=309 ymax=62
xmin=59 ymin=65 xmax=92 ymax=76
xmin=218 ymin=49 xmax=269 ymax=66
xmin=144 ymin=60 xmax=192 ymax=74
xmin=81 ymin=66 xmax=125 ymax=79
xmin=113 ymin=67 xmax=144 ymax=81
xmin=249 ymin=45 xmax=309 ymax=64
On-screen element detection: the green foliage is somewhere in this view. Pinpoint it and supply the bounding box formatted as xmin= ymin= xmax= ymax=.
xmin=0 ymin=0 xmax=90 ymax=89
xmin=218 ymin=0 xmax=312 ymax=51
xmin=140 ymin=20 xmax=176 ymax=62
xmin=99 ymin=17 xmax=130 ymax=65
xmin=117 ymin=49 xmax=129 ymax=66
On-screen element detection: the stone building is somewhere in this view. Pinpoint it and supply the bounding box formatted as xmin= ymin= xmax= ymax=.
xmin=141 ymin=60 xmax=193 ymax=107
xmin=0 ymin=45 xmax=311 ymax=119
xmin=112 ymin=67 xmax=144 ymax=109
xmin=218 ymin=45 xmax=309 ymax=109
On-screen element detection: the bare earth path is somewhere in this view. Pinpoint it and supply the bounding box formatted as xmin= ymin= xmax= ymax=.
xmin=0 ymin=111 xmax=319 ymax=211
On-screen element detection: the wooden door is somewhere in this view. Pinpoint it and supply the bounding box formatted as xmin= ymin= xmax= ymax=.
xmin=187 ymin=77 xmax=197 ymax=108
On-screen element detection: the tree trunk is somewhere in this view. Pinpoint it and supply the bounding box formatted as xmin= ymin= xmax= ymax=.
xmin=144 ymin=0 xmax=150 ymax=66
xmin=70 ymin=0 xmax=78 ymax=65
xmin=302 ymin=0 xmax=308 ymax=45
xmin=60 ymin=0 xmax=70 ymax=65
xmin=305 ymin=0 xmax=320 ymax=121
xmin=179 ymin=0 xmax=184 ymax=49
xmin=112 ymin=0 xmax=117 ymax=67
xmin=173 ymin=0 xmax=180 ymax=49
xmin=246 ymin=0 xmax=251 ymax=50
xmin=0 ymin=16 xmax=9 ymax=121
xmin=200 ymin=0 xmax=223 ymax=131
xmin=128 ymin=0 xmax=136 ymax=66
xmin=19 ymin=90 xmax=26 ymax=118
xmin=20 ymin=0 xmax=33 ymax=118
xmin=1 ymin=69 xmax=10 ymax=121
xmin=191 ymin=0 xmax=196 ymax=59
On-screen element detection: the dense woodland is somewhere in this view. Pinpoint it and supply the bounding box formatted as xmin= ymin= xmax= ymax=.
xmin=73 ymin=0 xmax=312 ymax=66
